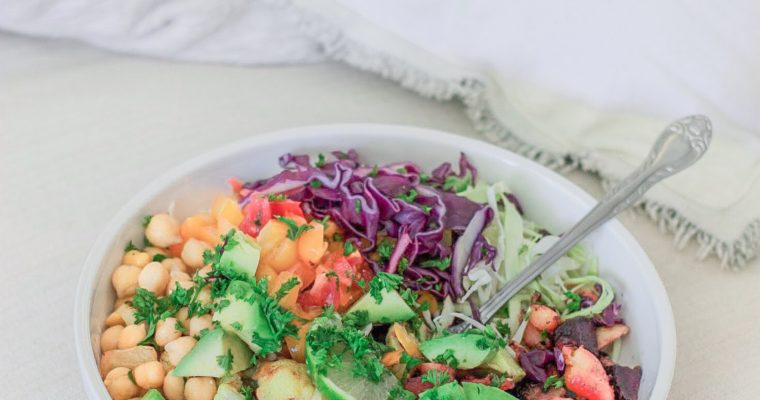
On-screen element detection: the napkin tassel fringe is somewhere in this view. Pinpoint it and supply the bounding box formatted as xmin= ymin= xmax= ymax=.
xmin=287 ymin=0 xmax=758 ymax=269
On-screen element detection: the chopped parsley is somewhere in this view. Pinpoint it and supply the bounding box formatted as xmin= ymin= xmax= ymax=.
xmin=142 ymin=215 xmax=153 ymax=228
xmin=315 ymin=153 xmax=326 ymax=168
xmin=343 ymin=310 xmax=370 ymax=330
xmin=421 ymin=369 xmax=451 ymax=387
xmin=420 ymin=256 xmax=451 ymax=271
xmin=397 ymin=257 xmax=409 ymax=274
xmin=332 ymin=232 xmax=344 ymax=242
xmin=306 ymin=321 xmax=390 ymax=383
xmin=400 ymin=352 xmax=422 ymax=374
xmin=544 ymin=375 xmax=565 ymax=391
xmin=495 ymin=320 xmax=511 ymax=338
xmin=230 ymin=321 xmax=243 ymax=331
xmin=368 ymin=272 xmax=403 ymax=304
xmin=443 ymin=175 xmax=471 ymax=193
xmin=124 ymin=241 xmax=139 ymax=252
xmin=309 ymin=179 xmax=323 ymax=188
xmin=389 ymin=386 xmax=416 ymax=400
xmin=274 ymin=277 xmax=300 ymax=301
xmin=318 ymin=215 xmax=330 ymax=228
xmin=396 ymin=189 xmax=418 ymax=203
xmin=368 ymin=165 xmax=379 ymax=177
xmin=216 ymin=349 xmax=234 ymax=375
xmin=421 ymin=205 xmax=432 ymax=213
xmin=475 ymin=326 xmax=507 ymax=352
xmin=152 ymin=253 xmax=168 ymax=262
xmin=267 ymin=193 xmax=288 ymax=201
xmin=354 ymin=199 xmax=362 ymax=213
xmin=377 ymin=239 xmax=394 ymax=261
xmin=396 ymin=167 xmax=408 ymax=174
xmin=343 ymin=240 xmax=356 ymax=256
xmin=275 ymin=216 xmax=313 ymax=240
xmin=432 ymin=348 xmax=460 ymax=368
xmin=419 ymin=172 xmax=430 ymax=183
xmin=175 ymin=320 xmax=188 ymax=334
xmin=130 ymin=288 xmax=175 ymax=345
xmin=565 ymin=291 xmax=582 ymax=313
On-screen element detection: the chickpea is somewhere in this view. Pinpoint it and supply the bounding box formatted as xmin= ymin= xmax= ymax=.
xmin=101 ymin=325 xmax=124 ymax=352
xmin=188 ymin=315 xmax=212 ymax=337
xmin=105 ymin=309 xmax=125 ymax=327
xmin=118 ymin=324 xmax=147 ymax=349
xmin=122 ymin=250 xmax=151 ymax=268
xmin=184 ymin=377 xmax=216 ymax=400
xmin=162 ymin=257 xmax=187 ymax=274
xmin=133 ymin=361 xmax=165 ymax=389
xmin=163 ymin=370 xmax=185 ymax=400
xmin=118 ymin=304 xmax=138 ymax=325
xmin=144 ymin=246 xmax=168 ymax=260
xmin=196 ymin=287 xmax=212 ymax=306
xmin=146 ymin=213 xmax=182 ymax=248
xmin=181 ymin=239 xmax=210 ymax=269
xmin=155 ymin=318 xmax=183 ymax=347
xmin=138 ymin=261 xmax=170 ymax=295
xmin=112 ymin=264 xmax=141 ymax=298
xmin=166 ymin=278 xmax=194 ymax=296
xmin=164 ymin=336 xmax=196 ymax=366
xmin=175 ymin=307 xmax=190 ymax=331
xmin=104 ymin=367 xmax=139 ymax=400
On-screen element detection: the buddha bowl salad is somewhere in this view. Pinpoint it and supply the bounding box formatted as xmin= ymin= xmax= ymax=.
xmin=99 ymin=150 xmax=642 ymax=400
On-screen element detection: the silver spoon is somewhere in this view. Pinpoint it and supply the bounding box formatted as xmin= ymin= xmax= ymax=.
xmin=449 ymin=115 xmax=712 ymax=333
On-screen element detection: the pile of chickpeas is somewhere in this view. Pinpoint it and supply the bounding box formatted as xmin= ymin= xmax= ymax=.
xmin=100 ymin=213 xmax=219 ymax=400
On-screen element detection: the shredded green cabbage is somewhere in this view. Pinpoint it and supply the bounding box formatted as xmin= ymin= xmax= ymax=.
xmin=561 ymin=275 xmax=614 ymax=320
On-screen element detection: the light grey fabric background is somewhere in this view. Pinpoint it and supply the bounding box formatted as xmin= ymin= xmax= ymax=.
xmin=1 ymin=32 xmax=757 ymax=399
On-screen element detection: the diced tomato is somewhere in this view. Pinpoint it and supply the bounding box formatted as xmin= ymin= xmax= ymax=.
xmin=296 ymin=255 xmax=371 ymax=311
xmin=462 ymin=374 xmax=492 ymax=385
xmin=239 ymin=197 xmax=271 ymax=237
xmin=228 ymin=177 xmax=244 ymax=194
xmin=416 ymin=363 xmax=456 ymax=381
xmin=270 ymin=199 xmax=304 ymax=218
xmin=298 ymin=267 xmax=341 ymax=308
xmin=404 ymin=377 xmax=432 ymax=395
xmin=499 ymin=378 xmax=516 ymax=391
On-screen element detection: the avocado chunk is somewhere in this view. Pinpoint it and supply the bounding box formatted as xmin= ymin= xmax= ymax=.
xmin=462 ymin=382 xmax=518 ymax=400
xmin=482 ymin=348 xmax=525 ymax=382
xmin=219 ymin=230 xmax=260 ymax=279
xmin=347 ymin=288 xmax=415 ymax=323
xmin=212 ymin=281 xmax=274 ymax=353
xmin=419 ymin=333 xmax=496 ymax=369
xmin=214 ymin=383 xmax=245 ymax=400
xmin=419 ymin=382 xmax=466 ymax=400
xmin=173 ymin=329 xmax=253 ymax=377
xmin=142 ymin=389 xmax=166 ymax=400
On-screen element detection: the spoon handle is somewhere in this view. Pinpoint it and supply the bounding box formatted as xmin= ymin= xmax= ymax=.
xmin=453 ymin=115 xmax=712 ymax=332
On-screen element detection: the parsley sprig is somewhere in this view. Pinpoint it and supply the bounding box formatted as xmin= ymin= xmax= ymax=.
xmin=368 ymin=272 xmax=403 ymax=304
xmin=275 ymin=216 xmax=313 ymax=240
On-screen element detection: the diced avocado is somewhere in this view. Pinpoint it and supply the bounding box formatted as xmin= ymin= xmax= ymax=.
xmin=419 ymin=382 xmax=466 ymax=400
xmin=213 ymin=298 xmax=273 ymax=352
xmin=347 ymin=289 xmax=415 ymax=324
xmin=212 ymin=281 xmax=274 ymax=353
xmin=142 ymin=389 xmax=166 ymax=400
xmin=220 ymin=230 xmax=260 ymax=279
xmin=214 ymin=383 xmax=245 ymax=400
xmin=173 ymin=329 xmax=253 ymax=377
xmin=462 ymin=382 xmax=518 ymax=400
xmin=482 ymin=348 xmax=525 ymax=382
xmin=419 ymin=333 xmax=496 ymax=369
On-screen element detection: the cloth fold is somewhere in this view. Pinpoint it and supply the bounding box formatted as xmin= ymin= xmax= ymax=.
xmin=2 ymin=0 xmax=758 ymax=268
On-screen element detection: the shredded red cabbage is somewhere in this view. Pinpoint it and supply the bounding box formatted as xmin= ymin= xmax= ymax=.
xmin=518 ymin=349 xmax=555 ymax=382
xmin=238 ymin=150 xmax=496 ymax=301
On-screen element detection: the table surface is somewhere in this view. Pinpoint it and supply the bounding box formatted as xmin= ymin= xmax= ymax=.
xmin=1 ymin=32 xmax=757 ymax=400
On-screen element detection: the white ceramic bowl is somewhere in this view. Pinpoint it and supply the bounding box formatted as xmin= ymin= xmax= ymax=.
xmin=75 ymin=124 xmax=676 ymax=399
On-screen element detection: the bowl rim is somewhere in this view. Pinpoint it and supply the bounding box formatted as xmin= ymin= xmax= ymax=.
xmin=74 ymin=123 xmax=676 ymax=399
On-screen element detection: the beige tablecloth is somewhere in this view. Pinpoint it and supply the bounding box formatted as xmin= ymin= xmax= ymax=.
xmin=1 ymin=32 xmax=757 ymax=399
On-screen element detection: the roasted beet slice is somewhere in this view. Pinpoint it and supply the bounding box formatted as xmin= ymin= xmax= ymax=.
xmin=610 ymin=365 xmax=642 ymax=400
xmin=554 ymin=317 xmax=598 ymax=355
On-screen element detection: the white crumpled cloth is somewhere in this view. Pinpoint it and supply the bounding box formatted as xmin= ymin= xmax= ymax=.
xmin=2 ymin=0 xmax=758 ymax=268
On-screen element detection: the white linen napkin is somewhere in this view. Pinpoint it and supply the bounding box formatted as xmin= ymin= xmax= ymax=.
xmin=2 ymin=0 xmax=758 ymax=268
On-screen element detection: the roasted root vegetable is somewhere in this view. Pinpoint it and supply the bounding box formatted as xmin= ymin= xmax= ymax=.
xmin=562 ymin=346 xmax=614 ymax=400
xmin=254 ymin=359 xmax=317 ymax=400
xmin=596 ymin=324 xmax=630 ymax=350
